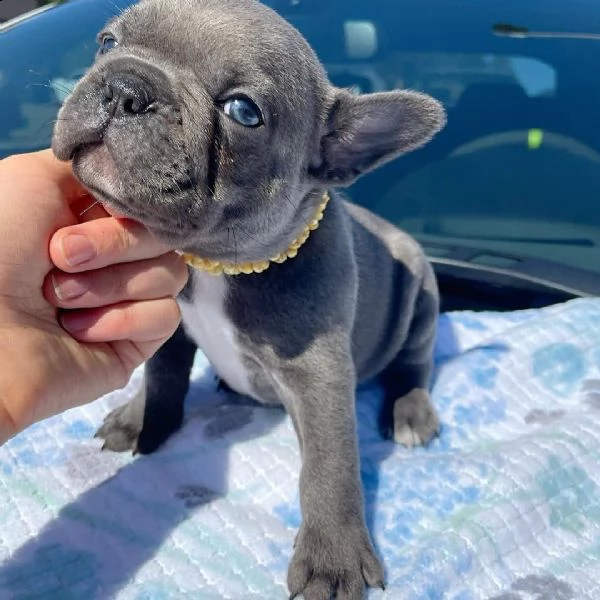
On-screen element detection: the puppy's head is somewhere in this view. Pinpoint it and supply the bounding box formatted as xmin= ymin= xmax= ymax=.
xmin=53 ymin=0 xmax=445 ymax=261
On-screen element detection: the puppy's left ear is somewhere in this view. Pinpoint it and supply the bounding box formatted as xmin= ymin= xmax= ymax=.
xmin=310 ymin=89 xmax=446 ymax=187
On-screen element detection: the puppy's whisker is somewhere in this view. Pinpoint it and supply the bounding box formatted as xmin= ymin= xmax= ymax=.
xmin=183 ymin=171 xmax=205 ymax=208
xmin=229 ymin=224 xmax=261 ymax=246
xmin=233 ymin=226 xmax=239 ymax=267
xmin=171 ymin=174 xmax=203 ymax=213
xmin=102 ymin=0 xmax=126 ymax=19
xmin=34 ymin=118 xmax=71 ymax=138
xmin=25 ymin=75 xmax=73 ymax=97
xmin=25 ymin=82 xmax=54 ymax=90
xmin=167 ymin=176 xmax=205 ymax=234
xmin=79 ymin=200 xmax=101 ymax=217
xmin=40 ymin=118 xmax=75 ymax=131
xmin=280 ymin=191 xmax=312 ymax=236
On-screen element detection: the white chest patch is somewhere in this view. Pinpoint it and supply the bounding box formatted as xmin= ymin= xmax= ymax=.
xmin=178 ymin=272 xmax=255 ymax=398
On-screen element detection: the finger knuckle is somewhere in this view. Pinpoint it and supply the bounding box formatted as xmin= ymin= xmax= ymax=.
xmin=154 ymin=254 xmax=189 ymax=297
xmin=156 ymin=300 xmax=182 ymax=338
xmin=162 ymin=299 xmax=182 ymax=329
xmin=120 ymin=299 xmax=180 ymax=342
xmin=174 ymin=258 xmax=190 ymax=293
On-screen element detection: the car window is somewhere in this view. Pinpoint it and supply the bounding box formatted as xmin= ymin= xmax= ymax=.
xmin=1 ymin=0 xmax=599 ymax=276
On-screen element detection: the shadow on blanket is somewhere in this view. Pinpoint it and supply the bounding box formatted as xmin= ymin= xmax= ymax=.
xmin=0 ymin=369 xmax=287 ymax=597
xmin=0 ymin=319 xmax=464 ymax=596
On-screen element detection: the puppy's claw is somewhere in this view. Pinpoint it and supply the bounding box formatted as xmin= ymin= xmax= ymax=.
xmin=361 ymin=547 xmax=386 ymax=590
xmin=393 ymin=423 xmax=424 ymax=448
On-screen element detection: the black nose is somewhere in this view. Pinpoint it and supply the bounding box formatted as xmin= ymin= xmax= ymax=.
xmin=103 ymin=73 xmax=154 ymax=117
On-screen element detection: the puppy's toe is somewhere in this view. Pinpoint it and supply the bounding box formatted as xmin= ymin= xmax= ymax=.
xmin=393 ymin=424 xmax=422 ymax=448
xmin=393 ymin=387 xmax=440 ymax=448
xmin=287 ymin=523 xmax=384 ymax=600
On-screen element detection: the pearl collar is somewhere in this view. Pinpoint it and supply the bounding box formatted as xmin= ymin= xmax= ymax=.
xmin=181 ymin=192 xmax=330 ymax=276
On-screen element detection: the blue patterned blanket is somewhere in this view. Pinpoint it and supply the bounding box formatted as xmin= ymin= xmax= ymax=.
xmin=0 ymin=298 xmax=599 ymax=599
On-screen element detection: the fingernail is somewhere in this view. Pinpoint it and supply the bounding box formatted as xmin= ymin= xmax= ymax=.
xmin=61 ymin=311 xmax=96 ymax=333
xmin=52 ymin=274 xmax=88 ymax=301
xmin=61 ymin=234 xmax=96 ymax=266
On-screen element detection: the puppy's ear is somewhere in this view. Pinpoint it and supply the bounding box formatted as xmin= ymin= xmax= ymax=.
xmin=311 ymin=90 xmax=446 ymax=187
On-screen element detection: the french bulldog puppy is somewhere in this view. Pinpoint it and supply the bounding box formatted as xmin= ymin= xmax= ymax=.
xmin=52 ymin=0 xmax=446 ymax=597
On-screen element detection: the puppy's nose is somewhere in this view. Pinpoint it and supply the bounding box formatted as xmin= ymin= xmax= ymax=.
xmin=103 ymin=73 xmax=154 ymax=117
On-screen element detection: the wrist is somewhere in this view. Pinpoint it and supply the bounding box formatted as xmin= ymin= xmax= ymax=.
xmin=0 ymin=325 xmax=47 ymax=446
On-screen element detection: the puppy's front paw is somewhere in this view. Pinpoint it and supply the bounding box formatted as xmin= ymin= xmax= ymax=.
xmin=393 ymin=387 xmax=440 ymax=448
xmin=288 ymin=523 xmax=384 ymax=600
xmin=95 ymin=392 xmax=182 ymax=455
xmin=95 ymin=401 xmax=143 ymax=453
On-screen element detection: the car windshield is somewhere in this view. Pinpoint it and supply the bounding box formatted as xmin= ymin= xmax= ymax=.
xmin=1 ymin=0 xmax=599 ymax=276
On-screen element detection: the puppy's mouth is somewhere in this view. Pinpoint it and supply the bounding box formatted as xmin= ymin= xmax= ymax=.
xmin=72 ymin=143 xmax=131 ymax=216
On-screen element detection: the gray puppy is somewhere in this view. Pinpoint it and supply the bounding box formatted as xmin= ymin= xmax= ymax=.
xmin=52 ymin=0 xmax=446 ymax=597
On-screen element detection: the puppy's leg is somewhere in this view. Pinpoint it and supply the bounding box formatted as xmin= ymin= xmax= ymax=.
xmin=379 ymin=289 xmax=440 ymax=447
xmin=284 ymin=336 xmax=384 ymax=600
xmin=95 ymin=324 xmax=197 ymax=454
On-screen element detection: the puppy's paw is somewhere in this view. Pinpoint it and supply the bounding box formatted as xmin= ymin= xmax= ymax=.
xmin=95 ymin=392 xmax=182 ymax=455
xmin=95 ymin=401 xmax=143 ymax=453
xmin=393 ymin=387 xmax=440 ymax=448
xmin=288 ymin=523 xmax=384 ymax=600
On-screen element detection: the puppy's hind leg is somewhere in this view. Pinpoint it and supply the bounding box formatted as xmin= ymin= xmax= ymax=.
xmin=379 ymin=289 xmax=440 ymax=447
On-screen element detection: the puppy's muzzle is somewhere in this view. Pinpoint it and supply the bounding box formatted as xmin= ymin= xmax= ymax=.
xmin=53 ymin=55 xmax=178 ymax=161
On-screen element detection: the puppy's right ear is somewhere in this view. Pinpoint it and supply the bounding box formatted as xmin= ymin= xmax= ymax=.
xmin=310 ymin=89 xmax=446 ymax=187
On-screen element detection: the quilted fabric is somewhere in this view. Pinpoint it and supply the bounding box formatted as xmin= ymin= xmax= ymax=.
xmin=1 ymin=297 xmax=600 ymax=599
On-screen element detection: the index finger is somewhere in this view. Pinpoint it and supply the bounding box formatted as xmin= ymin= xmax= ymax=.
xmin=50 ymin=216 xmax=174 ymax=273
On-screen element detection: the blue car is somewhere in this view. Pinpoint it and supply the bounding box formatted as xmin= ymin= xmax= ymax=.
xmin=1 ymin=0 xmax=599 ymax=309
xmin=1 ymin=3 xmax=600 ymax=600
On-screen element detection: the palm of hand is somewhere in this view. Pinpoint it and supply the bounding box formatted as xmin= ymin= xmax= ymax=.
xmin=0 ymin=154 xmax=138 ymax=434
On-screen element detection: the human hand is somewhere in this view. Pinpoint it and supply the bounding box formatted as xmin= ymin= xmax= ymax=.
xmin=0 ymin=150 xmax=188 ymax=444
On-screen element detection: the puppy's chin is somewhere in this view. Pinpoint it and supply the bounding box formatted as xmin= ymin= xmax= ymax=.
xmin=72 ymin=143 xmax=124 ymax=209
xmin=71 ymin=147 xmax=191 ymax=246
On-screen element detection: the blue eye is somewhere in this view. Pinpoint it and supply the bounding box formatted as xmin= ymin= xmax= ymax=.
xmin=223 ymin=97 xmax=263 ymax=127
xmin=99 ymin=35 xmax=118 ymax=54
